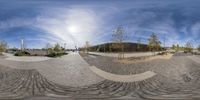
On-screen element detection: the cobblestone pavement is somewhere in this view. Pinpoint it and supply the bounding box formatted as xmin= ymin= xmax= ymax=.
xmin=0 ymin=52 xmax=200 ymax=99
xmin=0 ymin=53 xmax=103 ymax=87
xmin=89 ymin=66 xmax=156 ymax=82
xmin=82 ymin=53 xmax=200 ymax=99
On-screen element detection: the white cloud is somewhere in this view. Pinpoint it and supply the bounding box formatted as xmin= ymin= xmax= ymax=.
xmin=0 ymin=18 xmax=35 ymax=30
xmin=191 ymin=23 xmax=200 ymax=36
xmin=34 ymin=7 xmax=102 ymax=48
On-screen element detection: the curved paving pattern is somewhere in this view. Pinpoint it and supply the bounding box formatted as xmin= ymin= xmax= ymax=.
xmin=1 ymin=64 xmax=200 ymax=100
xmin=0 ymin=53 xmax=200 ymax=99
xmin=0 ymin=53 xmax=103 ymax=87
xmin=89 ymin=66 xmax=156 ymax=82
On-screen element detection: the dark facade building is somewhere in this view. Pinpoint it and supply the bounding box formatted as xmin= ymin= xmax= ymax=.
xmin=85 ymin=42 xmax=152 ymax=52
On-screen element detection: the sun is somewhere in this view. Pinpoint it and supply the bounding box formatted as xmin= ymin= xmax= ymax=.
xmin=68 ymin=25 xmax=79 ymax=33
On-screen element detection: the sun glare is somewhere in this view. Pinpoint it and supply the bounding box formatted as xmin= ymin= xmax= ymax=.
xmin=68 ymin=25 xmax=79 ymax=33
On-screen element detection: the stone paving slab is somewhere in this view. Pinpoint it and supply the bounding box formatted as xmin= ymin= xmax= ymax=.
xmin=89 ymin=66 xmax=156 ymax=82
xmin=187 ymin=55 xmax=200 ymax=64
xmin=0 ymin=52 xmax=104 ymax=87
xmin=1 ymin=52 xmax=200 ymax=99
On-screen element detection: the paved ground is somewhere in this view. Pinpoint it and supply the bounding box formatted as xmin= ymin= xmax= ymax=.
xmin=0 ymin=52 xmax=103 ymax=87
xmin=81 ymin=53 xmax=200 ymax=99
xmin=0 ymin=52 xmax=155 ymax=85
xmin=83 ymin=53 xmax=194 ymax=81
xmin=0 ymin=52 xmax=200 ymax=99
xmin=3 ymin=53 xmax=51 ymax=62
xmin=187 ymin=55 xmax=200 ymax=64
xmin=89 ymin=66 xmax=156 ymax=82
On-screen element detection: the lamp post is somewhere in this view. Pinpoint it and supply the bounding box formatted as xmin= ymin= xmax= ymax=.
xmin=64 ymin=43 xmax=66 ymax=50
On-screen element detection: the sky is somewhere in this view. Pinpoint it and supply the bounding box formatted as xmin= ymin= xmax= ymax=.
xmin=0 ymin=0 xmax=200 ymax=49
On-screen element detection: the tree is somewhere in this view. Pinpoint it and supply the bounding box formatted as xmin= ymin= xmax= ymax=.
xmin=46 ymin=43 xmax=66 ymax=57
xmin=198 ymin=45 xmax=200 ymax=51
xmin=112 ymin=26 xmax=126 ymax=59
xmin=172 ymin=44 xmax=180 ymax=52
xmin=176 ymin=44 xmax=179 ymax=51
xmin=148 ymin=33 xmax=161 ymax=55
xmin=184 ymin=42 xmax=193 ymax=53
xmin=0 ymin=41 xmax=8 ymax=53
xmin=54 ymin=43 xmax=61 ymax=52
xmin=172 ymin=44 xmax=176 ymax=50
xmin=85 ymin=41 xmax=90 ymax=53
xmin=46 ymin=43 xmax=51 ymax=54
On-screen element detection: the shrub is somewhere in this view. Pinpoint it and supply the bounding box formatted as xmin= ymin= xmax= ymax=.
xmin=184 ymin=42 xmax=193 ymax=53
xmin=46 ymin=43 xmax=68 ymax=57
xmin=158 ymin=51 xmax=167 ymax=55
xmin=14 ymin=51 xmax=30 ymax=56
xmin=47 ymin=52 xmax=68 ymax=57
xmin=198 ymin=45 xmax=200 ymax=51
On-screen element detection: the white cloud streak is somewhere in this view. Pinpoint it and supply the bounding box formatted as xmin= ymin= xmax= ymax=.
xmin=34 ymin=7 xmax=102 ymax=48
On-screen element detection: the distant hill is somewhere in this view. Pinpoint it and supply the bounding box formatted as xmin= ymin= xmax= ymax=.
xmin=81 ymin=42 xmax=162 ymax=52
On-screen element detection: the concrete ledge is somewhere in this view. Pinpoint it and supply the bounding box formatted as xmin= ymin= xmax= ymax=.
xmin=89 ymin=52 xmax=159 ymax=58
xmin=89 ymin=66 xmax=156 ymax=82
xmin=3 ymin=53 xmax=51 ymax=62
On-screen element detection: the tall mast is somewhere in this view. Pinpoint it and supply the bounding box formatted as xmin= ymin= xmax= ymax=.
xmin=21 ymin=39 xmax=24 ymax=51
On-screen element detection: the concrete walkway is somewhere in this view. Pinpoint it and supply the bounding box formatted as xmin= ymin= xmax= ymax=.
xmin=89 ymin=66 xmax=156 ymax=82
xmin=89 ymin=52 xmax=159 ymax=58
xmin=0 ymin=52 xmax=157 ymax=86
xmin=3 ymin=53 xmax=51 ymax=62
xmin=187 ymin=55 xmax=200 ymax=64
xmin=0 ymin=53 xmax=103 ymax=87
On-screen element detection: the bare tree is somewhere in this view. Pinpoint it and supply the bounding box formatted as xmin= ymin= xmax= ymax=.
xmin=85 ymin=41 xmax=90 ymax=53
xmin=64 ymin=43 xmax=66 ymax=50
xmin=46 ymin=43 xmax=51 ymax=55
xmin=184 ymin=42 xmax=193 ymax=53
xmin=112 ymin=26 xmax=125 ymax=59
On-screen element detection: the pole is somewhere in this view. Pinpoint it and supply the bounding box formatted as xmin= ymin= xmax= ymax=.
xmin=164 ymin=33 xmax=166 ymax=50
xmin=21 ymin=39 xmax=24 ymax=51
xmin=64 ymin=43 xmax=66 ymax=50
